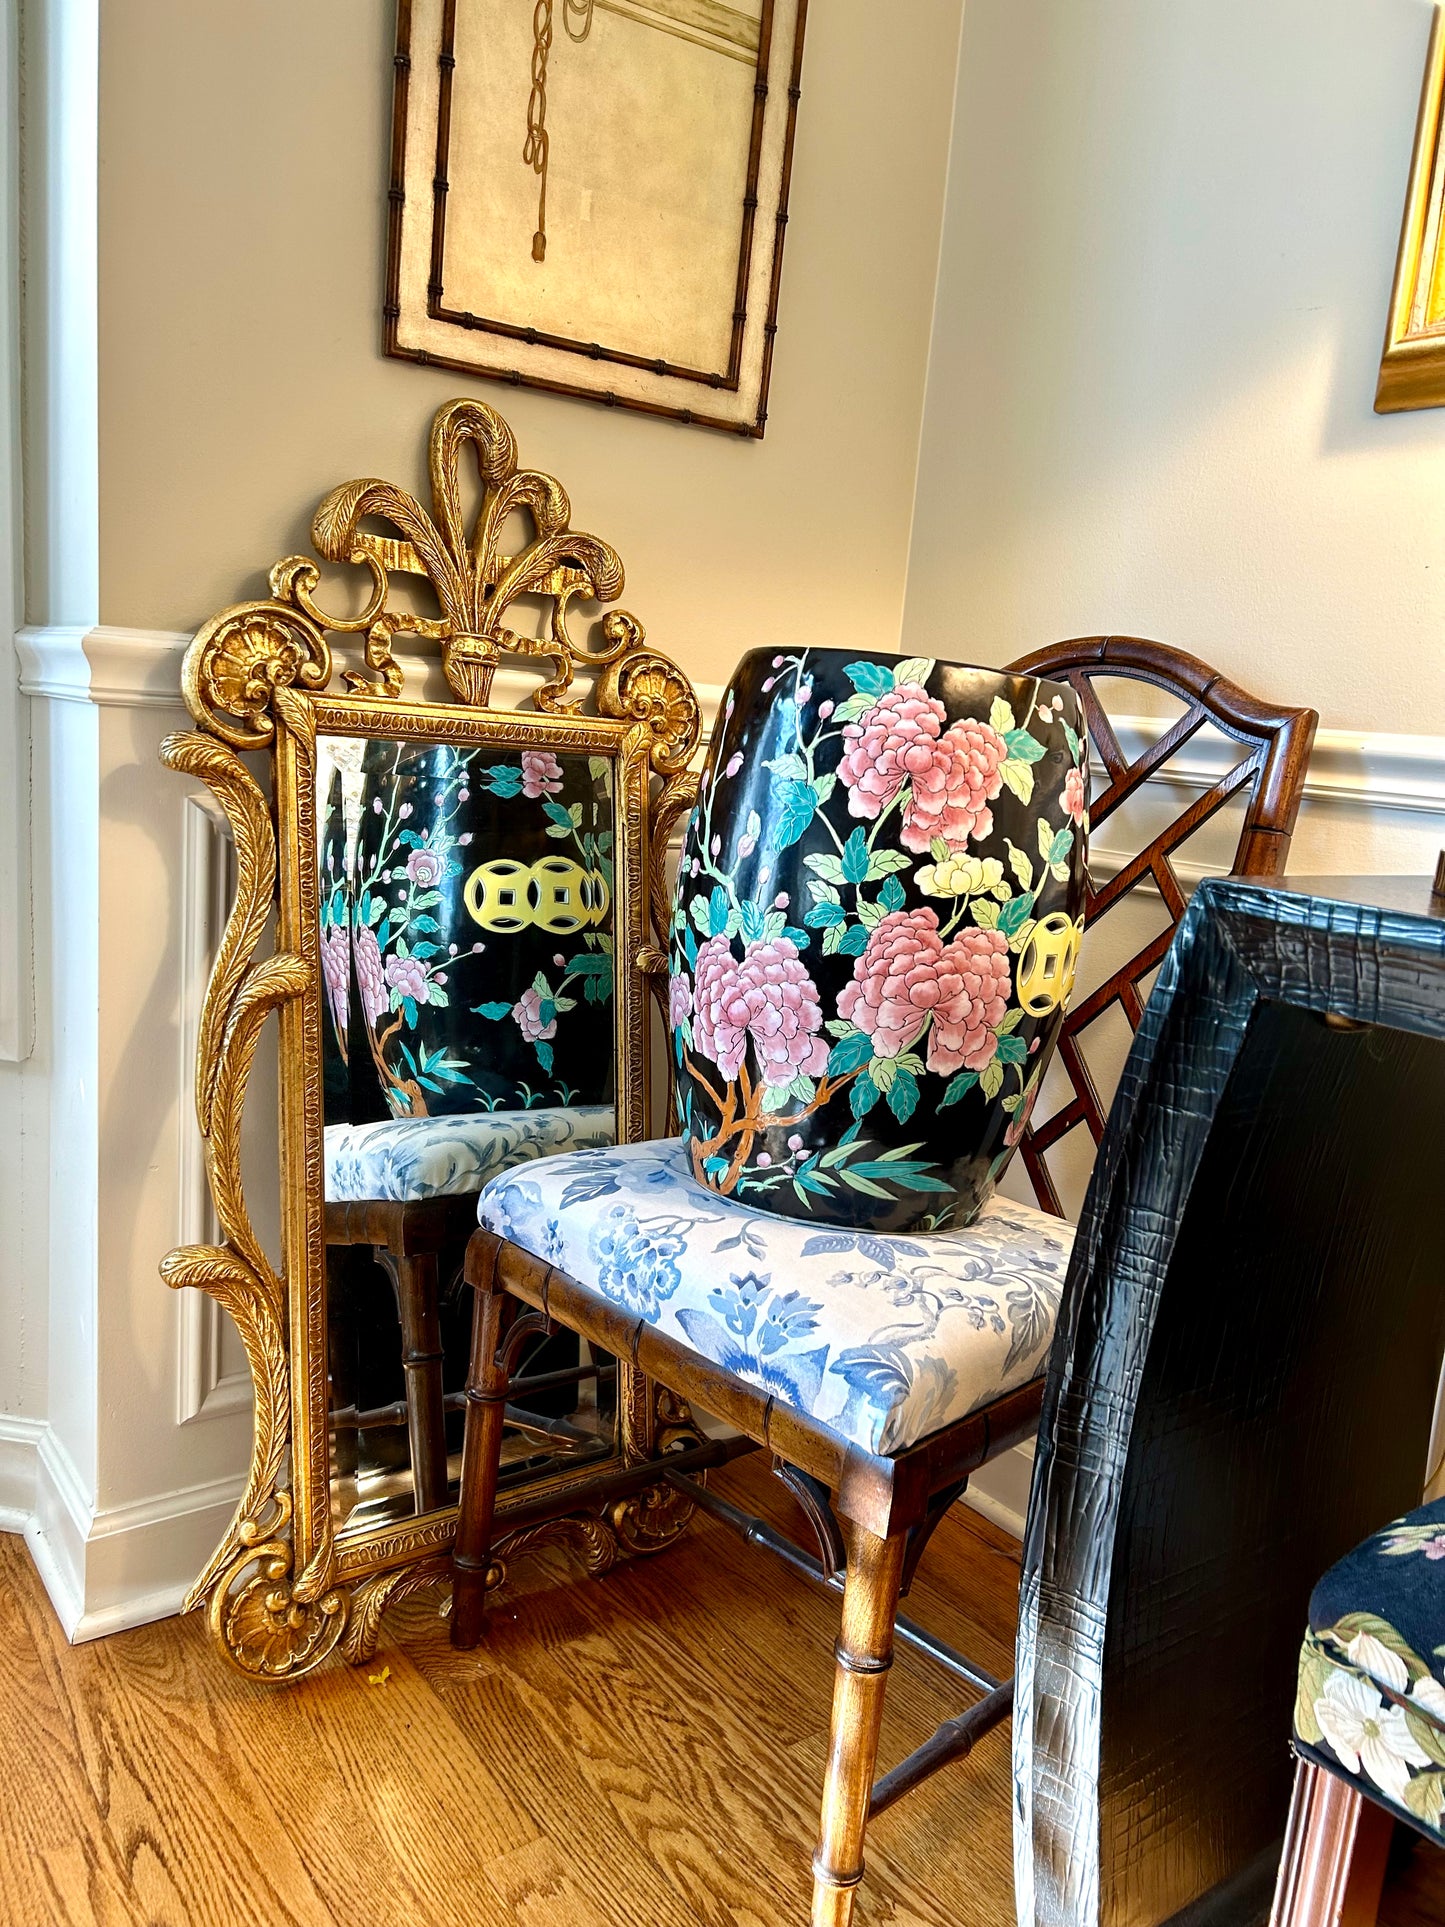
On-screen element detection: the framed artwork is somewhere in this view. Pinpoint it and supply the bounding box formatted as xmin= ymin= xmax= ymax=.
xmin=1378 ymin=6 xmax=1445 ymax=411
xmin=385 ymin=0 xmax=808 ymax=437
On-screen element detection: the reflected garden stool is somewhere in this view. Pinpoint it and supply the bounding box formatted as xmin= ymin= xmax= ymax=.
xmin=316 ymin=726 xmax=622 ymax=1525
xmin=451 ymin=639 xmax=1318 ymax=1926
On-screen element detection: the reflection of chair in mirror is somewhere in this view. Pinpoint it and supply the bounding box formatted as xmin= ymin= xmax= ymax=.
xmin=323 ymin=1110 xmax=617 ymax=1521
xmin=325 ymin=1195 xmax=473 ymax=1516
xmin=451 ymin=640 xmax=1318 ymax=1925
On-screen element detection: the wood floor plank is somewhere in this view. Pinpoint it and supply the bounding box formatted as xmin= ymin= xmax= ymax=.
xmin=482 ymin=1837 xmax=620 ymax=1927
xmin=413 ymin=1595 xmax=821 ymax=1927
xmin=11 ymin=1550 xmax=339 ymax=1927
xmin=31 ymin=1839 xmax=147 ymax=1927
xmin=0 ymin=1565 xmax=144 ymax=1927
xmin=206 ymin=1634 xmax=537 ymax=1927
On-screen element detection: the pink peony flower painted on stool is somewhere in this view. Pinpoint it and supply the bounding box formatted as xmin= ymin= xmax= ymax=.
xmin=1063 ymin=764 xmax=1089 ymax=827
xmin=321 ymin=923 xmax=351 ymax=1030
xmin=900 ymin=716 xmax=1009 ymax=853
xmin=353 ymin=923 xmax=389 ymax=1030
xmin=512 ymin=983 xmax=558 ymax=1045
xmin=837 ymin=685 xmax=946 ymax=819
xmin=669 ymin=647 xmax=1088 ymax=1231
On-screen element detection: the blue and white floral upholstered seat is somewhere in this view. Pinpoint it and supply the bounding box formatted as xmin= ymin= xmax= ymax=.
xmin=325 ymin=1104 xmax=614 ymax=1203
xmin=1292 ymin=1495 xmax=1445 ymax=1844
xmin=477 ymin=1136 xmax=1072 ymax=1456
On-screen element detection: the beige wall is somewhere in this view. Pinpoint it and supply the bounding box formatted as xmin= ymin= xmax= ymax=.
xmin=903 ymin=0 xmax=1445 ymax=736
xmin=99 ymin=0 xmax=966 ymax=688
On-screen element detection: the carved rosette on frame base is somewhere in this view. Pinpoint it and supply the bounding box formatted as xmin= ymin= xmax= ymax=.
xmin=163 ymin=399 xmax=704 ymax=1679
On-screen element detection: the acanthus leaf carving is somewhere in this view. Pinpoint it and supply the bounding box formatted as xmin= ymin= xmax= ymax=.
xmin=159 ymin=1242 xmax=290 ymax=1611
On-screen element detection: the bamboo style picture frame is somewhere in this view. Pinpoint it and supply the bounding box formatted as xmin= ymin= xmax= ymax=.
xmin=161 ymin=399 xmax=706 ymax=1678
xmin=385 ymin=0 xmax=808 ymax=436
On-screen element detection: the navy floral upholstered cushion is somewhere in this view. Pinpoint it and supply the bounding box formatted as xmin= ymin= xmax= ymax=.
xmin=325 ymin=1105 xmax=615 ymax=1202
xmin=476 ymin=1136 xmax=1073 ymax=1456
xmin=1293 ymin=1495 xmax=1445 ymax=1843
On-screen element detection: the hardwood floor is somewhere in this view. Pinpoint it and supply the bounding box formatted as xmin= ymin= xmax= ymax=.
xmin=1 ymin=1455 xmax=1443 ymax=1926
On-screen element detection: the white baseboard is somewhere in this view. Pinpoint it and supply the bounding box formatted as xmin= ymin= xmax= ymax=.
xmin=23 ymin=1424 xmax=92 ymax=1635
xmin=71 ymin=1469 xmax=247 ymax=1641
xmin=963 ymin=1441 xmax=1034 ymax=1541
xmin=10 ymin=1419 xmax=245 ymax=1641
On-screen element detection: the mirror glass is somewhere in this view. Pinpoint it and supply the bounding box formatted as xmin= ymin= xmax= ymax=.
xmin=317 ymin=731 xmax=619 ymax=1536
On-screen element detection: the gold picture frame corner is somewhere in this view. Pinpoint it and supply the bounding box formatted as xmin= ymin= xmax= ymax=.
xmin=1376 ymin=5 xmax=1445 ymax=413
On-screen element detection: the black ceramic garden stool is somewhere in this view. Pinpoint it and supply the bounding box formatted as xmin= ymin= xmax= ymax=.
xmin=667 ymin=646 xmax=1089 ymax=1232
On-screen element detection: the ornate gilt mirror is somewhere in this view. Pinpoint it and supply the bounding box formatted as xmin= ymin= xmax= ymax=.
xmin=162 ymin=400 xmax=702 ymax=1678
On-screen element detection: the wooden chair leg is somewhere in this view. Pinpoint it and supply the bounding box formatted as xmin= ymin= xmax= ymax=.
xmin=380 ymin=1248 xmax=449 ymax=1515
xmin=811 ymin=1521 xmax=907 ymax=1927
xmin=451 ymin=1246 xmax=519 ymax=1649
xmin=1269 ymin=1758 xmax=1393 ymax=1927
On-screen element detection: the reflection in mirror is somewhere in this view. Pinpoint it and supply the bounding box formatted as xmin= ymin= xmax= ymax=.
xmin=317 ymin=733 xmax=619 ymax=1536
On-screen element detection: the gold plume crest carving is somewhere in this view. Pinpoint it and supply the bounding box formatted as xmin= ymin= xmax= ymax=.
xmin=182 ymin=397 xmax=699 ymax=743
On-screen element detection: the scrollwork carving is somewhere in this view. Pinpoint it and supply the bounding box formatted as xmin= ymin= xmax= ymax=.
xmin=182 ymin=603 xmax=332 ymax=748
xmin=179 ymin=395 xmax=656 ymax=714
xmin=208 ymin=1514 xmax=348 ymax=1681
xmin=598 ymin=642 xmax=702 ymax=774
xmin=159 ymin=1243 xmax=291 ymax=1610
xmin=159 ymin=732 xmax=315 ymax=1632
xmin=611 ymin=1480 xmax=697 ymax=1556
xmin=492 ymin=1514 xmax=621 ymax=1590
xmin=341 ymin=1555 xmax=453 ymax=1666
xmin=339 ymin=1514 xmax=630 ymax=1667
xmin=176 ymin=396 xmax=700 ymax=747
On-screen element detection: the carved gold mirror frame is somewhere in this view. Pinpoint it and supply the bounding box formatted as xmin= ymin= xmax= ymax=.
xmin=162 ymin=399 xmax=703 ymax=1679
xmin=1378 ymin=6 xmax=1445 ymax=411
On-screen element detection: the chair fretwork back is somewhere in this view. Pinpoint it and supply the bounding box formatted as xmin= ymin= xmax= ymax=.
xmin=1004 ymin=636 xmax=1317 ymax=1216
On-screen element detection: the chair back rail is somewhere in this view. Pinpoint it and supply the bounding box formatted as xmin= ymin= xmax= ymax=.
xmin=1005 ymin=635 xmax=1317 ymax=1214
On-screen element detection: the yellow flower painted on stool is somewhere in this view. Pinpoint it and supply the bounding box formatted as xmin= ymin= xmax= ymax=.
xmin=916 ymin=853 xmax=1008 ymax=900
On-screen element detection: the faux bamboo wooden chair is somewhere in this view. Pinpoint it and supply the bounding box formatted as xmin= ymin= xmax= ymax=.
xmin=1006 ymin=636 xmax=1318 ymax=1214
xmin=451 ymin=638 xmax=1317 ymax=1925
